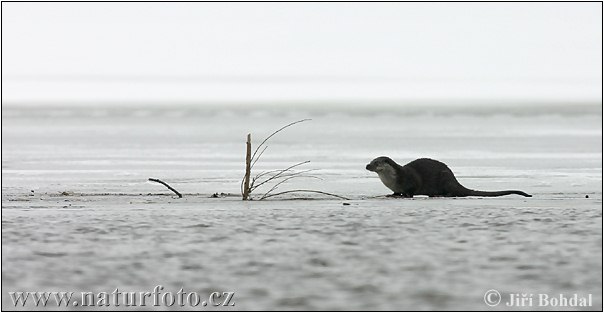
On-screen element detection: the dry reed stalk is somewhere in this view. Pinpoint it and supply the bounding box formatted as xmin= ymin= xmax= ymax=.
xmin=242 ymin=134 xmax=252 ymax=200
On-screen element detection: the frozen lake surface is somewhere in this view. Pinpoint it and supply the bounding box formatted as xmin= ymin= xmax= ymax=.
xmin=2 ymin=105 xmax=602 ymax=310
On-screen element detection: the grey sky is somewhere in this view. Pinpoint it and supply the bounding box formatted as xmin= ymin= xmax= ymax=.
xmin=2 ymin=2 xmax=601 ymax=104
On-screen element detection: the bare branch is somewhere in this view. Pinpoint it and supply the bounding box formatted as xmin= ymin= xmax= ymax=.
xmin=148 ymin=178 xmax=183 ymax=198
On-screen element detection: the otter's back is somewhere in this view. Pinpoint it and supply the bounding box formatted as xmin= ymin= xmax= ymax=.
xmin=404 ymin=158 xmax=456 ymax=194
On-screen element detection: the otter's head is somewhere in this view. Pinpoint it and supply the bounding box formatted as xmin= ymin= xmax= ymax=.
xmin=365 ymin=156 xmax=395 ymax=173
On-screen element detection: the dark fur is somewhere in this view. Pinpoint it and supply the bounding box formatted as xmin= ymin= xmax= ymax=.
xmin=366 ymin=157 xmax=532 ymax=198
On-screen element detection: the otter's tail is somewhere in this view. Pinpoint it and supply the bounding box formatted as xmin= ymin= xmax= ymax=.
xmin=462 ymin=188 xmax=532 ymax=197
xmin=443 ymin=173 xmax=532 ymax=197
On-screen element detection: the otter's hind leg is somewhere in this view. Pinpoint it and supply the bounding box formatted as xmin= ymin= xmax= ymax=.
xmin=439 ymin=169 xmax=464 ymax=197
xmin=387 ymin=193 xmax=403 ymax=198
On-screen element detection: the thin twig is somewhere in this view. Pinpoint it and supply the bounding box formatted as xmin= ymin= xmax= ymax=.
xmin=258 ymin=170 xmax=322 ymax=194
xmin=253 ymin=168 xmax=293 ymax=181
xmin=148 ymin=178 xmax=183 ymax=198
xmin=250 ymin=162 xmax=310 ymax=191
xmin=271 ymin=169 xmax=320 ymax=180
xmin=250 ymin=161 xmax=310 ymax=192
xmin=249 ymin=119 xmax=311 ymax=166
xmin=261 ymin=174 xmax=323 ymax=199
xmin=253 ymin=168 xmax=316 ymax=185
xmin=259 ymin=189 xmax=349 ymax=200
xmin=250 ymin=145 xmax=268 ymax=169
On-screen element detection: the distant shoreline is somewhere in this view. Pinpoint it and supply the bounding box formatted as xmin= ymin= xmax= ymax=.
xmin=2 ymin=101 xmax=602 ymax=117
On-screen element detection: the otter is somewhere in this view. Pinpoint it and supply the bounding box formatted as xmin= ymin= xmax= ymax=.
xmin=366 ymin=157 xmax=531 ymax=198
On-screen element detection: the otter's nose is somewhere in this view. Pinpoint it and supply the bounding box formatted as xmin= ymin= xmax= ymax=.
xmin=365 ymin=164 xmax=371 ymax=170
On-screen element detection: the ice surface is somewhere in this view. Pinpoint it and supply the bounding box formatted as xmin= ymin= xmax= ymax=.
xmin=2 ymin=105 xmax=602 ymax=310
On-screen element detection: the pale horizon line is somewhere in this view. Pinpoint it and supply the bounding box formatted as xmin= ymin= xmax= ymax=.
xmin=3 ymin=74 xmax=600 ymax=84
xmin=3 ymin=99 xmax=601 ymax=108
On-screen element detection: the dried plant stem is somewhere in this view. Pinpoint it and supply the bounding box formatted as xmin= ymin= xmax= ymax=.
xmin=240 ymin=119 xmax=346 ymax=201
xmin=249 ymin=119 xmax=311 ymax=168
xmin=242 ymin=134 xmax=252 ymax=200
xmin=250 ymin=161 xmax=310 ymax=192
xmin=250 ymin=145 xmax=268 ymax=169
xmin=148 ymin=178 xmax=182 ymax=198
xmin=260 ymin=174 xmax=322 ymax=200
